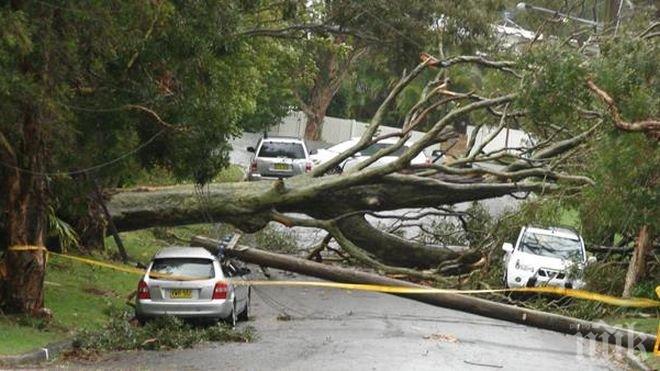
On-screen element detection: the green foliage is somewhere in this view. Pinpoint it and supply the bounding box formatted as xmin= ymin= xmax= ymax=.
xmin=251 ymin=224 xmax=299 ymax=254
xmin=0 ymin=1 xmax=293 ymax=218
xmin=518 ymin=45 xmax=593 ymax=132
xmin=579 ymin=134 xmax=659 ymax=244
xmin=46 ymin=205 xmax=80 ymax=253
xmin=427 ymin=202 xmax=495 ymax=248
xmin=73 ymin=310 xmax=255 ymax=352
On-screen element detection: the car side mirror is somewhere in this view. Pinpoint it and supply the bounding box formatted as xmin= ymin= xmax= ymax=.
xmin=247 ymin=146 xmax=255 ymax=153
xmin=502 ymin=243 xmax=514 ymax=253
xmin=587 ymin=255 xmax=597 ymax=265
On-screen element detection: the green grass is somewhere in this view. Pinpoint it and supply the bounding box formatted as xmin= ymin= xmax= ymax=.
xmin=127 ymin=164 xmax=244 ymax=187
xmin=1 ymin=163 xmax=246 ymax=356
xmin=605 ymin=316 xmax=659 ymax=335
xmin=0 ymin=254 xmax=139 ymax=355
xmin=0 ymin=222 xmax=245 ymax=355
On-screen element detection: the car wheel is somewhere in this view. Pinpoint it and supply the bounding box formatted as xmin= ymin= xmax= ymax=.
xmin=238 ymin=288 xmax=250 ymax=321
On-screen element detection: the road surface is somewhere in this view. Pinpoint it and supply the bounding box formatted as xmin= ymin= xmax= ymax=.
xmin=65 ymin=270 xmax=623 ymax=371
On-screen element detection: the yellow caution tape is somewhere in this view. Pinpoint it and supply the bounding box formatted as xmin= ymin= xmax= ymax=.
xmin=20 ymin=250 xmax=658 ymax=309
xmin=8 ymin=245 xmax=48 ymax=252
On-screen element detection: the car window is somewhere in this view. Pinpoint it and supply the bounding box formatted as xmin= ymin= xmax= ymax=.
xmin=258 ymin=142 xmax=306 ymax=159
xmin=360 ymin=143 xmax=407 ymax=157
xmin=150 ymin=258 xmax=215 ymax=280
xmin=519 ymin=233 xmax=583 ymax=260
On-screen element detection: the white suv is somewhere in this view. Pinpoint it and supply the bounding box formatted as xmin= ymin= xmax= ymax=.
xmin=502 ymin=226 xmax=596 ymax=289
xmin=246 ymin=137 xmax=312 ymax=181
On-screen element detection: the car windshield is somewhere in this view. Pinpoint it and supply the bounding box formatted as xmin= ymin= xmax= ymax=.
xmin=258 ymin=141 xmax=306 ymax=159
xmin=520 ymin=232 xmax=583 ymax=260
xmin=150 ymin=257 xmax=215 ymax=280
xmin=359 ymin=143 xmax=407 ymax=157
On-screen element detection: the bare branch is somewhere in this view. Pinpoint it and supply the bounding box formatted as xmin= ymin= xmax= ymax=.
xmin=586 ymin=78 xmax=660 ymax=140
xmin=422 ymin=53 xmax=520 ymax=77
xmin=237 ymin=24 xmax=381 ymax=43
xmin=310 ymin=59 xmax=431 ymax=176
xmin=124 ymin=104 xmax=186 ymax=132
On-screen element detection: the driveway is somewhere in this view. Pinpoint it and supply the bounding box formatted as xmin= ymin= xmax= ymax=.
xmin=67 ymin=270 xmax=622 ymax=371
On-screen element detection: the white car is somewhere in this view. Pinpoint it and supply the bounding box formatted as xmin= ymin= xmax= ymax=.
xmin=246 ymin=136 xmax=312 ymax=181
xmin=309 ymin=137 xmax=430 ymax=174
xmin=502 ymin=226 xmax=596 ymax=289
xmin=135 ymin=247 xmax=251 ymax=326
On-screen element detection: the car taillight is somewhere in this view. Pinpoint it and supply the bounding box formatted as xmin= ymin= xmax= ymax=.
xmin=137 ymin=280 xmax=150 ymax=300
xmin=250 ymin=160 xmax=257 ymax=172
xmin=213 ymin=281 xmax=228 ymax=299
xmin=305 ymin=161 xmax=312 ymax=172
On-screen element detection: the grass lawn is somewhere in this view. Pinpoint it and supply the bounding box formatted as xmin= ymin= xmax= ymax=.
xmin=0 ymin=222 xmax=241 ymax=355
xmin=1 ymin=163 xmax=247 ymax=356
xmin=0 ymin=254 xmax=138 ymax=355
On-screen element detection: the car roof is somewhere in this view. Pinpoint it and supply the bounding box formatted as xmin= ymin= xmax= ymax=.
xmin=525 ymin=226 xmax=580 ymax=240
xmin=261 ymin=136 xmax=304 ymax=143
xmin=153 ymin=247 xmax=216 ymax=260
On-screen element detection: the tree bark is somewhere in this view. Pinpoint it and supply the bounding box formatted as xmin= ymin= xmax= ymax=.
xmin=300 ymin=44 xmax=364 ymax=141
xmin=1 ymin=112 xmax=48 ymax=314
xmin=622 ymin=225 xmax=651 ymax=298
xmin=191 ymin=235 xmax=657 ymax=351
xmin=336 ymin=214 xmax=460 ymax=268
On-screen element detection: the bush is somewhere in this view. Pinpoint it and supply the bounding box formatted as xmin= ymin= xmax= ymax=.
xmin=72 ymin=310 xmax=255 ymax=353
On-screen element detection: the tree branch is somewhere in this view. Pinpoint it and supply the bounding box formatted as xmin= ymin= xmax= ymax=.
xmin=586 ymin=78 xmax=660 ymax=140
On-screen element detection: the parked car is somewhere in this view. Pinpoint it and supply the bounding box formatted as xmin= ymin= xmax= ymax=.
xmin=502 ymin=226 xmax=596 ymax=289
xmin=135 ymin=247 xmax=251 ymax=326
xmin=246 ymin=136 xmax=312 ymax=181
xmin=309 ymin=137 xmax=430 ymax=174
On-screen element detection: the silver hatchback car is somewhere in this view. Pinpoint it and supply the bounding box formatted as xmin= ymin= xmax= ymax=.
xmin=246 ymin=136 xmax=312 ymax=181
xmin=135 ymin=247 xmax=251 ymax=326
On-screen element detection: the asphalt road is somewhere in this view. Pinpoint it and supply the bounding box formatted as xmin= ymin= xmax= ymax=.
xmin=63 ymin=270 xmax=622 ymax=371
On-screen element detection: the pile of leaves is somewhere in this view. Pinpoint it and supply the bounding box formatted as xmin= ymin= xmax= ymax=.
xmin=72 ymin=310 xmax=255 ymax=354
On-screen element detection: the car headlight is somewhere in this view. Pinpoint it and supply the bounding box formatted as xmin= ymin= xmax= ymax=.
xmin=515 ymin=260 xmax=535 ymax=272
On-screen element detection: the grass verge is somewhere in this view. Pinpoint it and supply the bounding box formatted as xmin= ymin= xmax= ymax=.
xmin=0 ymin=219 xmax=290 ymax=356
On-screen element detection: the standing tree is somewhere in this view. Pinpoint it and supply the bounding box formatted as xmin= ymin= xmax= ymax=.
xmin=244 ymin=0 xmax=501 ymax=139
xmin=0 ymin=1 xmax=292 ymax=314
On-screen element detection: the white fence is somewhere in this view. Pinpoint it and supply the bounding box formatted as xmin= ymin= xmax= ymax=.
xmin=268 ymin=111 xmax=431 ymax=146
xmin=269 ymin=111 xmax=530 ymax=154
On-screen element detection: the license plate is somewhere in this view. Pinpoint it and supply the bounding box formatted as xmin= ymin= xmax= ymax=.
xmin=169 ymin=289 xmax=192 ymax=299
xmin=273 ymin=163 xmax=290 ymax=171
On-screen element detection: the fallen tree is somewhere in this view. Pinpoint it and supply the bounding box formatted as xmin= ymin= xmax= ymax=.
xmin=106 ymin=54 xmax=597 ymax=278
xmin=191 ymin=235 xmax=657 ymax=351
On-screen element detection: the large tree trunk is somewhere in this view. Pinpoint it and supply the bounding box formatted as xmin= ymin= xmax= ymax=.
xmin=302 ymin=97 xmax=332 ymax=141
xmin=336 ymin=215 xmax=459 ymax=268
xmin=191 ymin=235 xmax=657 ymax=351
xmin=300 ymin=43 xmax=364 ymax=141
xmin=1 ymin=112 xmax=48 ymax=315
xmin=622 ymin=225 xmax=651 ymax=298
xmin=106 ymin=177 xmax=549 ymax=272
